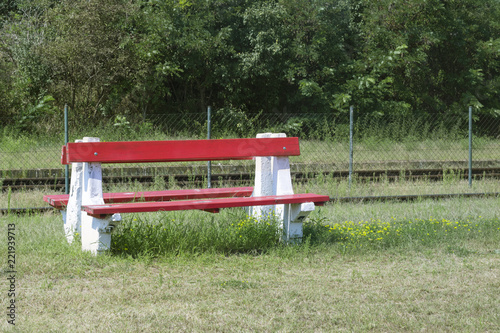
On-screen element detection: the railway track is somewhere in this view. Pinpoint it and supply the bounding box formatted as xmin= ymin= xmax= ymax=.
xmin=2 ymin=166 xmax=499 ymax=191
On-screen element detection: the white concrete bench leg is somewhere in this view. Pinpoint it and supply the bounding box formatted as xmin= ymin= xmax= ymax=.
xmin=252 ymin=133 xmax=315 ymax=242
xmin=63 ymin=140 xmax=83 ymax=244
xmin=80 ymin=137 xmax=121 ymax=255
xmin=283 ymin=202 xmax=315 ymax=242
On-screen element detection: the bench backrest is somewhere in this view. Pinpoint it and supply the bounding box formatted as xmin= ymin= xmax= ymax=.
xmin=62 ymin=137 xmax=300 ymax=165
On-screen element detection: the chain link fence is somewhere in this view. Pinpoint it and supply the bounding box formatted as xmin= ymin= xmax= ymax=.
xmin=0 ymin=110 xmax=499 ymax=191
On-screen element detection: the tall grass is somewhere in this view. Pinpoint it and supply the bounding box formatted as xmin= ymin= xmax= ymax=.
xmin=104 ymin=196 xmax=500 ymax=258
xmin=111 ymin=210 xmax=281 ymax=257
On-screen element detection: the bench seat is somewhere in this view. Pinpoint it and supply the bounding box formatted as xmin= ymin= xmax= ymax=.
xmin=82 ymin=193 xmax=330 ymax=217
xmin=44 ymin=186 xmax=254 ymax=209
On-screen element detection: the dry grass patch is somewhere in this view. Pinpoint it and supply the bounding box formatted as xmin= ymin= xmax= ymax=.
xmin=3 ymin=245 xmax=499 ymax=332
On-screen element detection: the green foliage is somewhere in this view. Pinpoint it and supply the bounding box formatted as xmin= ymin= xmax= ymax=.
xmin=263 ymin=114 xmax=337 ymax=140
xmin=212 ymin=106 xmax=260 ymax=138
xmin=16 ymin=94 xmax=56 ymax=132
xmin=350 ymin=0 xmax=500 ymax=116
xmin=304 ymin=215 xmax=500 ymax=252
xmin=43 ymin=0 xmax=140 ymax=121
xmin=0 ymin=1 xmax=18 ymax=21
xmin=0 ymin=2 xmax=52 ymax=121
xmin=113 ymin=115 xmax=131 ymax=131
xmin=0 ymin=0 xmax=499 ymax=129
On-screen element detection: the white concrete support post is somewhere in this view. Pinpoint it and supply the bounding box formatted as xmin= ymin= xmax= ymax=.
xmin=252 ymin=133 xmax=316 ymax=242
xmin=80 ymin=137 xmax=121 ymax=255
xmin=62 ymin=140 xmax=83 ymax=243
xmin=270 ymin=133 xmax=314 ymax=242
xmin=251 ymin=133 xmax=274 ymax=218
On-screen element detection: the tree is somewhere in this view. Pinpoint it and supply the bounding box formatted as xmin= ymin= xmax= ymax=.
xmin=133 ymin=0 xmax=247 ymax=114
xmin=234 ymin=0 xmax=355 ymax=114
xmin=347 ymin=0 xmax=500 ymax=116
xmin=0 ymin=2 xmax=53 ymax=126
xmin=40 ymin=0 xmax=140 ymax=122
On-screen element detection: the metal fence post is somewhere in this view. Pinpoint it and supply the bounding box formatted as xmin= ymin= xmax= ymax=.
xmin=469 ymin=106 xmax=472 ymax=188
xmin=64 ymin=104 xmax=69 ymax=194
xmin=207 ymin=106 xmax=212 ymax=189
xmin=349 ymin=106 xmax=354 ymax=189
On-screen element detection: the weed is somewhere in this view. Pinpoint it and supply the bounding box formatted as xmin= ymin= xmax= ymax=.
xmin=304 ymin=214 xmax=499 ymax=254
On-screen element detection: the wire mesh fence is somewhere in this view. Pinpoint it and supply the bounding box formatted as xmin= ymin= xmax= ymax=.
xmin=0 ymin=110 xmax=499 ymax=191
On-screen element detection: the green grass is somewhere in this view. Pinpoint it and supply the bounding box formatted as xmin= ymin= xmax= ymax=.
xmin=0 ymin=122 xmax=498 ymax=330
xmin=105 ymin=195 xmax=500 ymax=258
xmin=304 ymin=215 xmax=499 ymax=253
xmin=0 ymin=196 xmax=499 ymax=332
xmin=111 ymin=210 xmax=281 ymax=256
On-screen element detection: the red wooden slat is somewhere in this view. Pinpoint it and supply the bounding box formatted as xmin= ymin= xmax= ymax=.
xmin=43 ymin=194 xmax=69 ymax=208
xmin=61 ymin=145 xmax=67 ymax=165
xmin=63 ymin=137 xmax=300 ymax=164
xmin=43 ymin=187 xmax=254 ymax=209
xmin=82 ymin=193 xmax=330 ymax=217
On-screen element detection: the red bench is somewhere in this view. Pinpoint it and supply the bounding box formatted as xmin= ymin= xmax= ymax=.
xmin=44 ymin=133 xmax=330 ymax=254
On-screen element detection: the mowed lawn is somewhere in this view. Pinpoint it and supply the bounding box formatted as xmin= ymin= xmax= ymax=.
xmin=1 ymin=196 xmax=499 ymax=332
